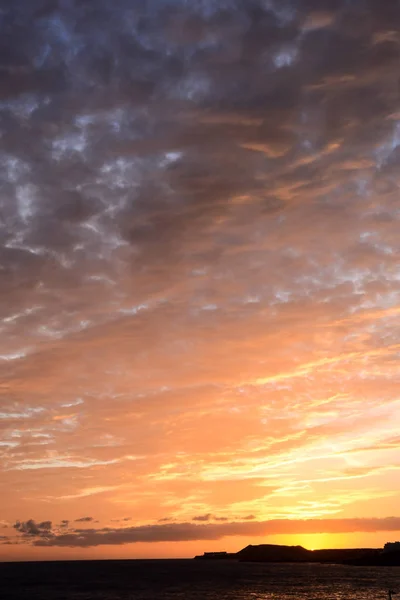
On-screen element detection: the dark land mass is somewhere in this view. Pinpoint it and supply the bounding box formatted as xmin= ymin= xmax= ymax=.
xmin=195 ymin=544 xmax=400 ymax=566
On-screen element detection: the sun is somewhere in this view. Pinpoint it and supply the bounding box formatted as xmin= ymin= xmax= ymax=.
xmin=298 ymin=533 xmax=338 ymax=550
xmin=271 ymin=533 xmax=339 ymax=550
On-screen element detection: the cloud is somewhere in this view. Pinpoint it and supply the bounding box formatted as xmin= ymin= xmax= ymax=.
xmin=8 ymin=517 xmax=400 ymax=548
xmin=192 ymin=514 xmax=212 ymax=522
xmin=301 ymin=11 xmax=335 ymax=32
xmin=13 ymin=519 xmax=52 ymax=537
xmin=191 ymin=513 xmax=243 ymax=522
xmin=55 ymin=486 xmax=122 ymax=500
xmin=74 ymin=517 xmax=94 ymax=523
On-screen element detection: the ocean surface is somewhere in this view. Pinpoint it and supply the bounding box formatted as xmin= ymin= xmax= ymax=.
xmin=1 ymin=560 xmax=399 ymax=600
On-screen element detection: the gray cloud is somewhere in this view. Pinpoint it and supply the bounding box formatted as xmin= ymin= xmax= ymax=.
xmin=192 ymin=514 xmax=235 ymax=522
xmin=13 ymin=519 xmax=52 ymax=537
xmin=192 ymin=514 xmax=212 ymax=522
xmin=74 ymin=516 xmax=94 ymax=522
xmin=1 ymin=0 xmax=399 ymax=339
xmin=0 ymin=0 xmax=397 ymax=395
xmin=26 ymin=517 xmax=400 ymax=547
xmin=59 ymin=519 xmax=69 ymax=528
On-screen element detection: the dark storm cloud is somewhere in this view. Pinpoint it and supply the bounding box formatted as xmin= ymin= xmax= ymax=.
xmin=23 ymin=517 xmax=400 ymax=547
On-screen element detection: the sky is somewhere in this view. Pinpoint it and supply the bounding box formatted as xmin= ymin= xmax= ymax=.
xmin=1 ymin=0 xmax=400 ymax=562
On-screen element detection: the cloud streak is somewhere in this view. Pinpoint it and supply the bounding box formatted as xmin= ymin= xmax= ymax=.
xmin=22 ymin=517 xmax=400 ymax=548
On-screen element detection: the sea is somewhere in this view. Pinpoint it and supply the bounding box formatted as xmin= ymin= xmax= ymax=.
xmin=0 ymin=560 xmax=399 ymax=600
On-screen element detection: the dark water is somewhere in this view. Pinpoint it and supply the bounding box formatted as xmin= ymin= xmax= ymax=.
xmin=1 ymin=560 xmax=399 ymax=600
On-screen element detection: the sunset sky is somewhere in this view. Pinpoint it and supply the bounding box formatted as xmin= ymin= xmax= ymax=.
xmin=1 ymin=0 xmax=400 ymax=561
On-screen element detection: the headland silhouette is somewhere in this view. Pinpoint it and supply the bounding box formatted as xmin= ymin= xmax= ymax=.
xmin=195 ymin=541 xmax=400 ymax=566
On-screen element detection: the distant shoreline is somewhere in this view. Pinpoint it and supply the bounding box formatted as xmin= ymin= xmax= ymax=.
xmin=194 ymin=543 xmax=400 ymax=566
